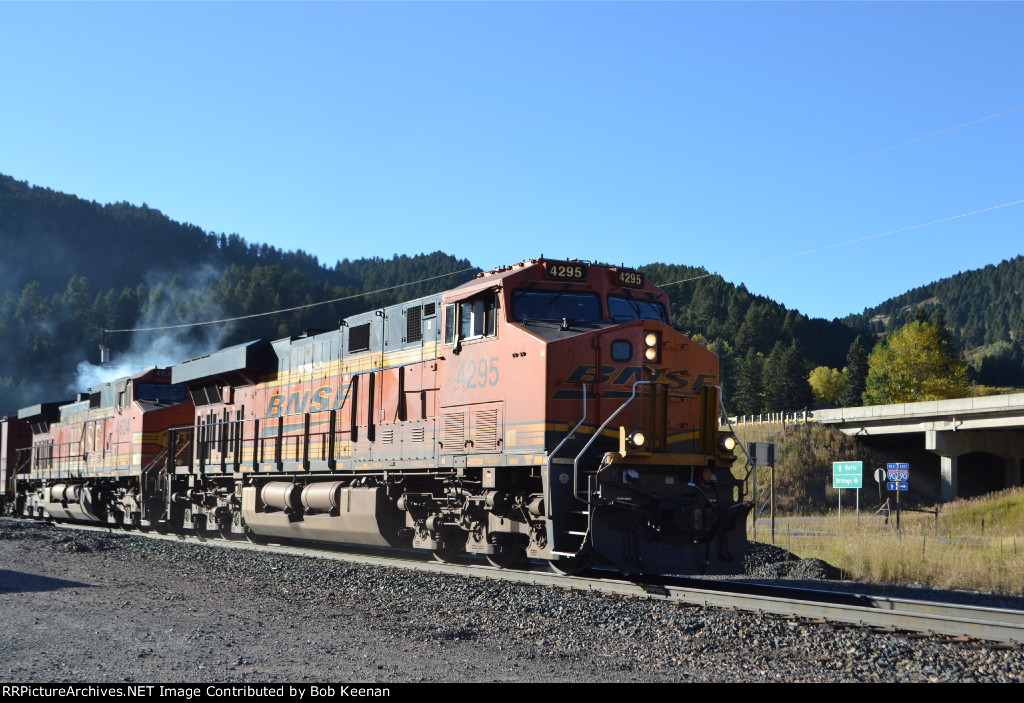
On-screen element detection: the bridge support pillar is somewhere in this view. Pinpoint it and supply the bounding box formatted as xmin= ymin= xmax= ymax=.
xmin=925 ymin=431 xmax=958 ymax=502
xmin=1009 ymin=456 xmax=1023 ymax=489
xmin=926 ymin=429 xmax=1024 ymax=502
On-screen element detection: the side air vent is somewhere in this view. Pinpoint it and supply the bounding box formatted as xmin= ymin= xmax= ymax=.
xmin=190 ymin=383 xmax=222 ymax=407
xmin=349 ymin=323 xmax=371 ymax=352
xmin=442 ymin=411 xmax=465 ymax=451
xmin=473 ymin=407 xmax=500 ymax=451
xmin=406 ymin=306 xmax=422 ymax=343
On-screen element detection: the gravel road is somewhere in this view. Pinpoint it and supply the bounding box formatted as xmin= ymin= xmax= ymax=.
xmin=2 ymin=519 xmax=1022 ymax=683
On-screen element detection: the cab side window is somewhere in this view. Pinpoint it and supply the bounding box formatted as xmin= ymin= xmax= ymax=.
xmin=444 ymin=293 xmax=498 ymax=345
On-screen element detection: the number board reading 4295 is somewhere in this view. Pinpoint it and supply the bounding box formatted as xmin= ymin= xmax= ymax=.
xmin=544 ymin=262 xmax=588 ymax=281
xmin=616 ymin=269 xmax=644 ymax=288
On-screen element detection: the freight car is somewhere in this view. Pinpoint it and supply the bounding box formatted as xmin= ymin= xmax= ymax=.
xmin=3 ymin=258 xmax=751 ymax=576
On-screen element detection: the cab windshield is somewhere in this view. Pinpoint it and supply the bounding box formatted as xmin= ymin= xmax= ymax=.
xmin=511 ymin=290 xmax=602 ymax=323
xmin=136 ymin=383 xmax=189 ymax=404
xmin=607 ymin=295 xmax=668 ymax=323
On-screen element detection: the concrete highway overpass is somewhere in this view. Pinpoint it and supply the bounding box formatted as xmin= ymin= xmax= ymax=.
xmin=814 ymin=394 xmax=1024 ymax=502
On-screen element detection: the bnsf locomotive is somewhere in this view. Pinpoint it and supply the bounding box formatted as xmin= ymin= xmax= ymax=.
xmin=3 ymin=369 xmax=193 ymax=528
xmin=2 ymin=259 xmax=751 ymax=575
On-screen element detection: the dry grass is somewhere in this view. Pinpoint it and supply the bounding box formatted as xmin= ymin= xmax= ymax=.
xmin=731 ymin=423 xmax=877 ymax=514
xmin=755 ymin=487 xmax=1024 ymax=594
xmin=725 ymin=422 xmax=1024 ymax=593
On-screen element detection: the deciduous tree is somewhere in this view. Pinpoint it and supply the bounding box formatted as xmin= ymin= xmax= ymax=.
xmin=862 ymin=321 xmax=969 ymax=404
xmin=808 ymin=366 xmax=845 ymax=404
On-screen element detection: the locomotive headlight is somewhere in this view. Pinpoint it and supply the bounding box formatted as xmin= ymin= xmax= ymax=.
xmin=627 ymin=430 xmax=646 ymax=448
xmin=718 ymin=434 xmax=737 ymax=452
xmin=643 ymin=331 xmax=661 ymax=363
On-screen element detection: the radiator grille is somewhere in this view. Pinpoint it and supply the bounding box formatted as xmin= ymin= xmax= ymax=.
xmin=473 ymin=408 xmax=500 ymax=451
xmin=442 ymin=412 xmax=465 ymax=450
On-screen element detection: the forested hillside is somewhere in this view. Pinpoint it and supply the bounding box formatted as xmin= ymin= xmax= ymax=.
xmin=1 ymin=174 xmax=1019 ymax=416
xmin=0 ymin=175 xmax=477 ymax=413
xmin=639 ymin=263 xmax=862 ymax=413
xmin=844 ymin=256 xmax=1024 ymax=351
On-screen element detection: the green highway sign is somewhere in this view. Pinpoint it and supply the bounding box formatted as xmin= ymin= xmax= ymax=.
xmin=832 ymin=461 xmax=863 ymax=489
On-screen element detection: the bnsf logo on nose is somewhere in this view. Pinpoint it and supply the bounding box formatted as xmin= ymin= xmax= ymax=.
xmin=566 ymin=365 xmax=714 ymax=391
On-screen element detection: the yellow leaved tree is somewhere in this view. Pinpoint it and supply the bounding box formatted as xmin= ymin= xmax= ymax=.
xmin=862 ymin=320 xmax=969 ymax=405
xmin=808 ymin=366 xmax=845 ymax=404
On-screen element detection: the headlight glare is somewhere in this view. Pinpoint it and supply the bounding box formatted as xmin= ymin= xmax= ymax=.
xmin=627 ymin=430 xmax=646 ymax=448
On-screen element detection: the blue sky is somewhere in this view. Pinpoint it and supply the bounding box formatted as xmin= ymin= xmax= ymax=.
xmin=2 ymin=2 xmax=1021 ymax=321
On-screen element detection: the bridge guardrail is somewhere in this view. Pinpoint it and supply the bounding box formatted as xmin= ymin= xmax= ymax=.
xmin=723 ymin=410 xmax=814 ymax=428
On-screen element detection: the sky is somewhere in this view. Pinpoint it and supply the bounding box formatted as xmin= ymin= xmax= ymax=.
xmin=1 ymin=2 xmax=1021 ymax=322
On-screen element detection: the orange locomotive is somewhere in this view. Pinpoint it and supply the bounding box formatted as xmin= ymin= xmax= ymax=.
xmin=170 ymin=258 xmax=751 ymax=574
xmin=0 ymin=413 xmax=31 ymax=516
xmin=11 ymin=368 xmax=193 ymax=527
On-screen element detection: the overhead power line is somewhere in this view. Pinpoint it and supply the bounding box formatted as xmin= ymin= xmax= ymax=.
xmin=655 ymin=199 xmax=1024 ymax=289
xmin=558 ymin=106 xmax=1023 ymax=249
xmin=109 ymin=107 xmax=1022 ymax=336
xmin=106 ymin=266 xmax=477 ymax=334
xmin=109 ymin=198 xmax=1021 ymax=336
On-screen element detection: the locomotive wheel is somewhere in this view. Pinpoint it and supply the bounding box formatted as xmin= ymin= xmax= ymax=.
xmin=154 ymin=514 xmax=182 ymax=535
xmin=486 ymin=538 xmax=528 ymax=569
xmin=432 ymin=531 xmax=464 ymax=564
xmin=548 ymin=555 xmax=591 ymax=576
xmin=215 ymin=509 xmax=236 ymax=540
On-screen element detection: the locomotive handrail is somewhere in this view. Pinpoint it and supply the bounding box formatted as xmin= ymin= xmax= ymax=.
xmin=572 ymin=380 xmax=650 ymax=504
xmin=142 ymin=447 xmax=168 ymax=473
xmin=546 ymin=383 xmax=588 ymax=519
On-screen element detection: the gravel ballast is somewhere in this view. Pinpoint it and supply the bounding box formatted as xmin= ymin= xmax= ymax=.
xmin=1 ymin=519 xmax=1022 ymax=683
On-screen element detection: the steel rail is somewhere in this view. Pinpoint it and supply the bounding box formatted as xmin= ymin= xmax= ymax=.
xmin=45 ymin=520 xmax=1024 ymax=646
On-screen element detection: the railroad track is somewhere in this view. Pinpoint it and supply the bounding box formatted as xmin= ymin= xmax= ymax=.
xmin=53 ymin=520 xmax=1024 ymax=647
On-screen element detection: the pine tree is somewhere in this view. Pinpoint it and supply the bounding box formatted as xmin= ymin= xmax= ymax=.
xmin=975 ymin=341 xmax=1024 ymax=387
xmin=839 ymin=335 xmax=869 ymax=407
xmin=706 ymin=338 xmax=735 ymax=400
xmin=763 ymin=341 xmax=813 ymax=411
xmin=731 ymin=348 xmax=765 ymax=416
